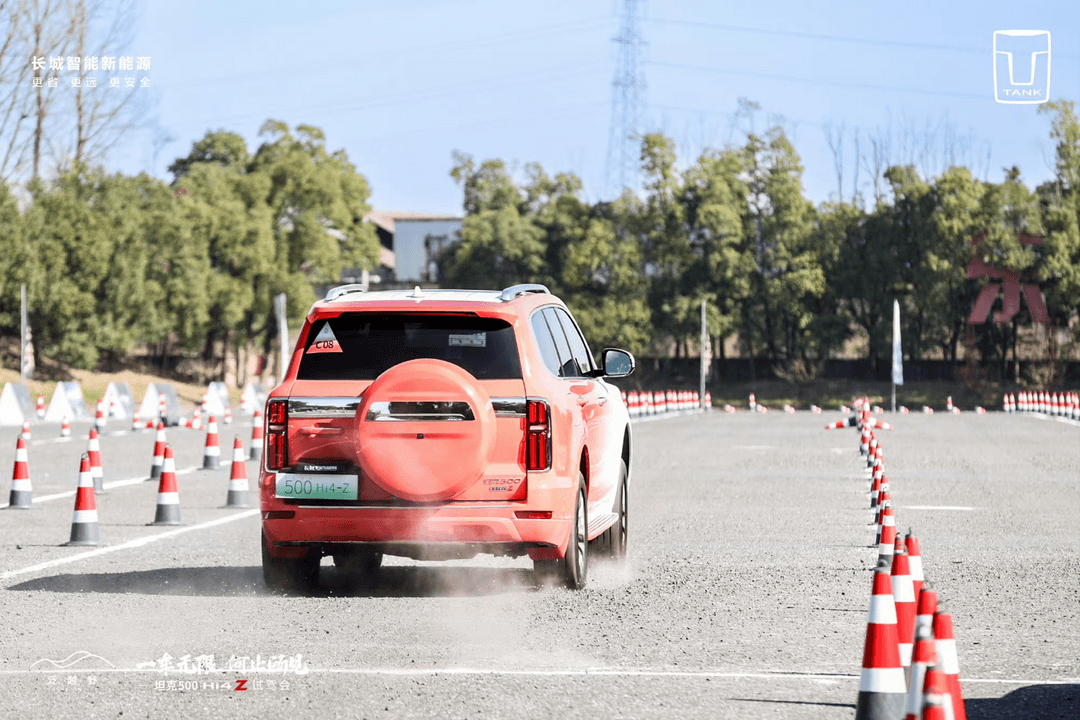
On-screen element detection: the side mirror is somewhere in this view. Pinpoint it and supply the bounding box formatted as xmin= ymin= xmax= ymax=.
xmin=601 ymin=348 xmax=635 ymax=378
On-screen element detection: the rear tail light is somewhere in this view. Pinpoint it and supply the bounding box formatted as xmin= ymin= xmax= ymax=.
xmin=266 ymin=399 xmax=288 ymax=470
xmin=526 ymin=399 xmax=551 ymax=471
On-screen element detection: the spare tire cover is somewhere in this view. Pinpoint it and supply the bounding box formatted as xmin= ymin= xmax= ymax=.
xmin=354 ymin=359 xmax=496 ymax=502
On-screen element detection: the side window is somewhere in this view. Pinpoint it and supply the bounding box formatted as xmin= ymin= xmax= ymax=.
xmin=541 ymin=307 xmax=579 ymax=378
xmin=531 ymin=312 xmax=562 ymax=376
xmin=553 ymin=308 xmax=593 ymax=376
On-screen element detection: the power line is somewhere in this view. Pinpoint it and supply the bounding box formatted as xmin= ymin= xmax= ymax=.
xmin=605 ymin=0 xmax=646 ymax=198
xmin=645 ymin=16 xmax=1080 ymax=60
xmin=648 ymin=60 xmax=989 ymax=101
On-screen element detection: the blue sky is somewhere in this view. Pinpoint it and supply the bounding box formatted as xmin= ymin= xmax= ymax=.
xmin=120 ymin=0 xmax=1079 ymax=214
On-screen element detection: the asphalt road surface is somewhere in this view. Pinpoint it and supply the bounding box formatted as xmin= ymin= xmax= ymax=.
xmin=0 ymin=409 xmax=1076 ymax=719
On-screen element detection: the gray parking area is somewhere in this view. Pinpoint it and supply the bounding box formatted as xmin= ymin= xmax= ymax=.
xmin=0 ymin=411 xmax=1076 ymax=719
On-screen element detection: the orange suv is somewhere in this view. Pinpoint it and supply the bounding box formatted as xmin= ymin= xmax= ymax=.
xmin=259 ymin=283 xmax=635 ymax=591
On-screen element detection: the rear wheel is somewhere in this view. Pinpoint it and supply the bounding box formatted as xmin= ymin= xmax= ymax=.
xmin=261 ymin=530 xmax=319 ymax=592
xmin=536 ymin=475 xmax=588 ymax=590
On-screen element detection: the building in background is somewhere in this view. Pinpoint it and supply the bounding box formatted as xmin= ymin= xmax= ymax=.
xmin=364 ymin=211 xmax=462 ymax=285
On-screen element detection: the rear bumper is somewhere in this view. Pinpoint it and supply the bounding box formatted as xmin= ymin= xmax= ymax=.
xmin=259 ymin=472 xmax=573 ymax=561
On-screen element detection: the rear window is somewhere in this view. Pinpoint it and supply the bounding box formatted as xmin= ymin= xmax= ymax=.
xmin=296 ymin=313 xmax=522 ymax=380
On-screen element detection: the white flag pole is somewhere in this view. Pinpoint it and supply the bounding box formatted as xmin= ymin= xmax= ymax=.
xmin=891 ymin=299 xmax=904 ymax=412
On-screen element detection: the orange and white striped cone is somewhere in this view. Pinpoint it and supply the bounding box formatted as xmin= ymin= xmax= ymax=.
xmin=7 ymin=436 xmax=33 ymax=509
xmin=222 ymin=437 xmax=250 ymax=508
xmin=869 ymin=473 xmax=881 ymax=514
xmin=903 ymin=624 xmax=938 ymax=720
xmin=919 ymin=660 xmax=951 ymax=720
xmin=932 ymin=610 xmax=966 ymax=720
xmin=871 ymin=419 xmax=894 ymax=431
xmin=148 ymin=421 xmax=166 ymax=482
xmin=810 ymin=404 xmax=821 ymax=413
xmin=906 ymin=530 xmax=925 ymax=599
xmin=20 ymin=420 xmax=30 ymax=440
xmin=65 ymin=454 xmax=99 ymax=546
xmin=149 ymin=445 xmax=183 ymax=526
xmin=191 ymin=406 xmax=203 ymax=431
xmin=705 ymin=391 xmax=712 ymax=409
xmin=95 ymin=399 xmax=106 ymax=432
xmin=132 ymin=409 xmax=143 ymax=432
xmin=915 ymin=586 xmax=937 ymax=638
xmin=35 ymin=394 xmax=45 ymax=418
xmin=202 ymin=416 xmax=221 ymax=469
xmin=877 ymin=503 xmax=897 ymax=562
xmin=825 ymin=417 xmax=856 ymax=430
xmin=87 ymin=428 xmax=107 ymax=494
xmin=860 ymin=426 xmax=871 ymax=456
xmin=854 ymin=556 xmax=907 ymax=720
xmin=224 ymin=405 xmax=233 ymax=425
xmin=899 ymin=406 xmax=909 ymax=414
xmin=250 ymin=409 xmax=263 ymax=460
xmin=60 ymin=416 xmax=71 ymax=438
xmin=158 ymin=392 xmax=167 ymax=424
xmin=891 ymin=537 xmax=917 ymax=676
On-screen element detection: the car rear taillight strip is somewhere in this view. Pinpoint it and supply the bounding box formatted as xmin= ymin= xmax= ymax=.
xmin=265 ymin=399 xmax=289 ymax=471
xmin=525 ymin=398 xmax=551 ymax=471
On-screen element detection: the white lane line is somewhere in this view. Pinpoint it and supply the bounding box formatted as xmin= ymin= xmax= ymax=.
xmin=0 ymin=666 xmax=1074 ymax=684
xmin=903 ymin=506 xmax=976 ymax=511
xmin=0 ymin=508 xmax=259 ymax=583
xmin=732 ymin=445 xmax=775 ymax=450
xmin=0 ymin=467 xmax=202 ymax=509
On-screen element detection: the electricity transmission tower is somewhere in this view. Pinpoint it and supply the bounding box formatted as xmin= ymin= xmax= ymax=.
xmin=604 ymin=0 xmax=646 ymax=198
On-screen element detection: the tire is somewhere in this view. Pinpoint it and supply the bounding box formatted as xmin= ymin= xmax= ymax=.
xmin=334 ymin=548 xmax=383 ymax=590
xmin=598 ymin=459 xmax=628 ymax=559
xmin=262 ymin=530 xmax=319 ymax=592
xmin=534 ymin=474 xmax=588 ymax=590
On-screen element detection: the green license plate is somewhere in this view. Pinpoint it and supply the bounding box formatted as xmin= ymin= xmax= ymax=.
xmin=275 ymin=473 xmax=359 ymax=501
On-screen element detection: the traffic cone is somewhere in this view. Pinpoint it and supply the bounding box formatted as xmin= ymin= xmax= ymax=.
xmin=131 ymin=409 xmax=143 ymax=431
xmin=749 ymin=392 xmax=756 ymax=411
xmin=191 ymin=406 xmax=202 ymax=430
xmin=903 ymin=623 xmax=938 ymax=720
xmin=148 ymin=421 xmax=166 ymax=482
xmin=60 ymin=416 xmax=71 ymax=438
xmin=840 ymin=404 xmax=851 ymax=413
xmin=915 ymin=586 xmax=937 ymax=637
xmin=35 ymin=393 xmax=45 ymax=418
xmin=922 ymin=406 xmax=934 ymax=414
xmin=65 ymin=454 xmax=99 ymax=546
xmin=149 ymin=445 xmax=183 ymax=526
xmin=20 ymin=420 xmax=30 ymax=440
xmin=224 ymin=405 xmax=233 ymax=425
xmin=158 ymin=392 xmax=167 ymax=424
xmin=87 ymin=428 xmax=107 ymax=494
xmin=250 ymin=409 xmax=263 ymax=460
xmin=932 ymin=610 xmax=967 ymax=720
xmin=906 ymin=530 xmax=925 ymax=599
xmin=7 ymin=436 xmax=33 ymax=509
xmin=900 ymin=406 xmax=910 ymax=414
xmin=810 ymin=404 xmax=821 ymax=413
xmin=223 ymin=437 xmax=250 ymax=508
xmin=854 ymin=556 xmax=907 ymax=720
xmin=919 ymin=660 xmax=951 ymax=720
xmin=860 ymin=426 xmax=871 ymax=455
xmin=878 ymin=503 xmax=897 ymax=562
xmin=95 ymin=399 xmax=106 ymax=432
xmin=202 ymin=415 xmax=221 ymax=469
xmin=891 ymin=537 xmax=917 ymax=675
xmin=946 ymin=396 xmax=953 ymax=412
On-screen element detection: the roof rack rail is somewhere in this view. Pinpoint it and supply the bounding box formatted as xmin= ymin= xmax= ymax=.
xmin=499 ymin=283 xmax=550 ymax=302
xmin=325 ymin=284 xmax=367 ymax=302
